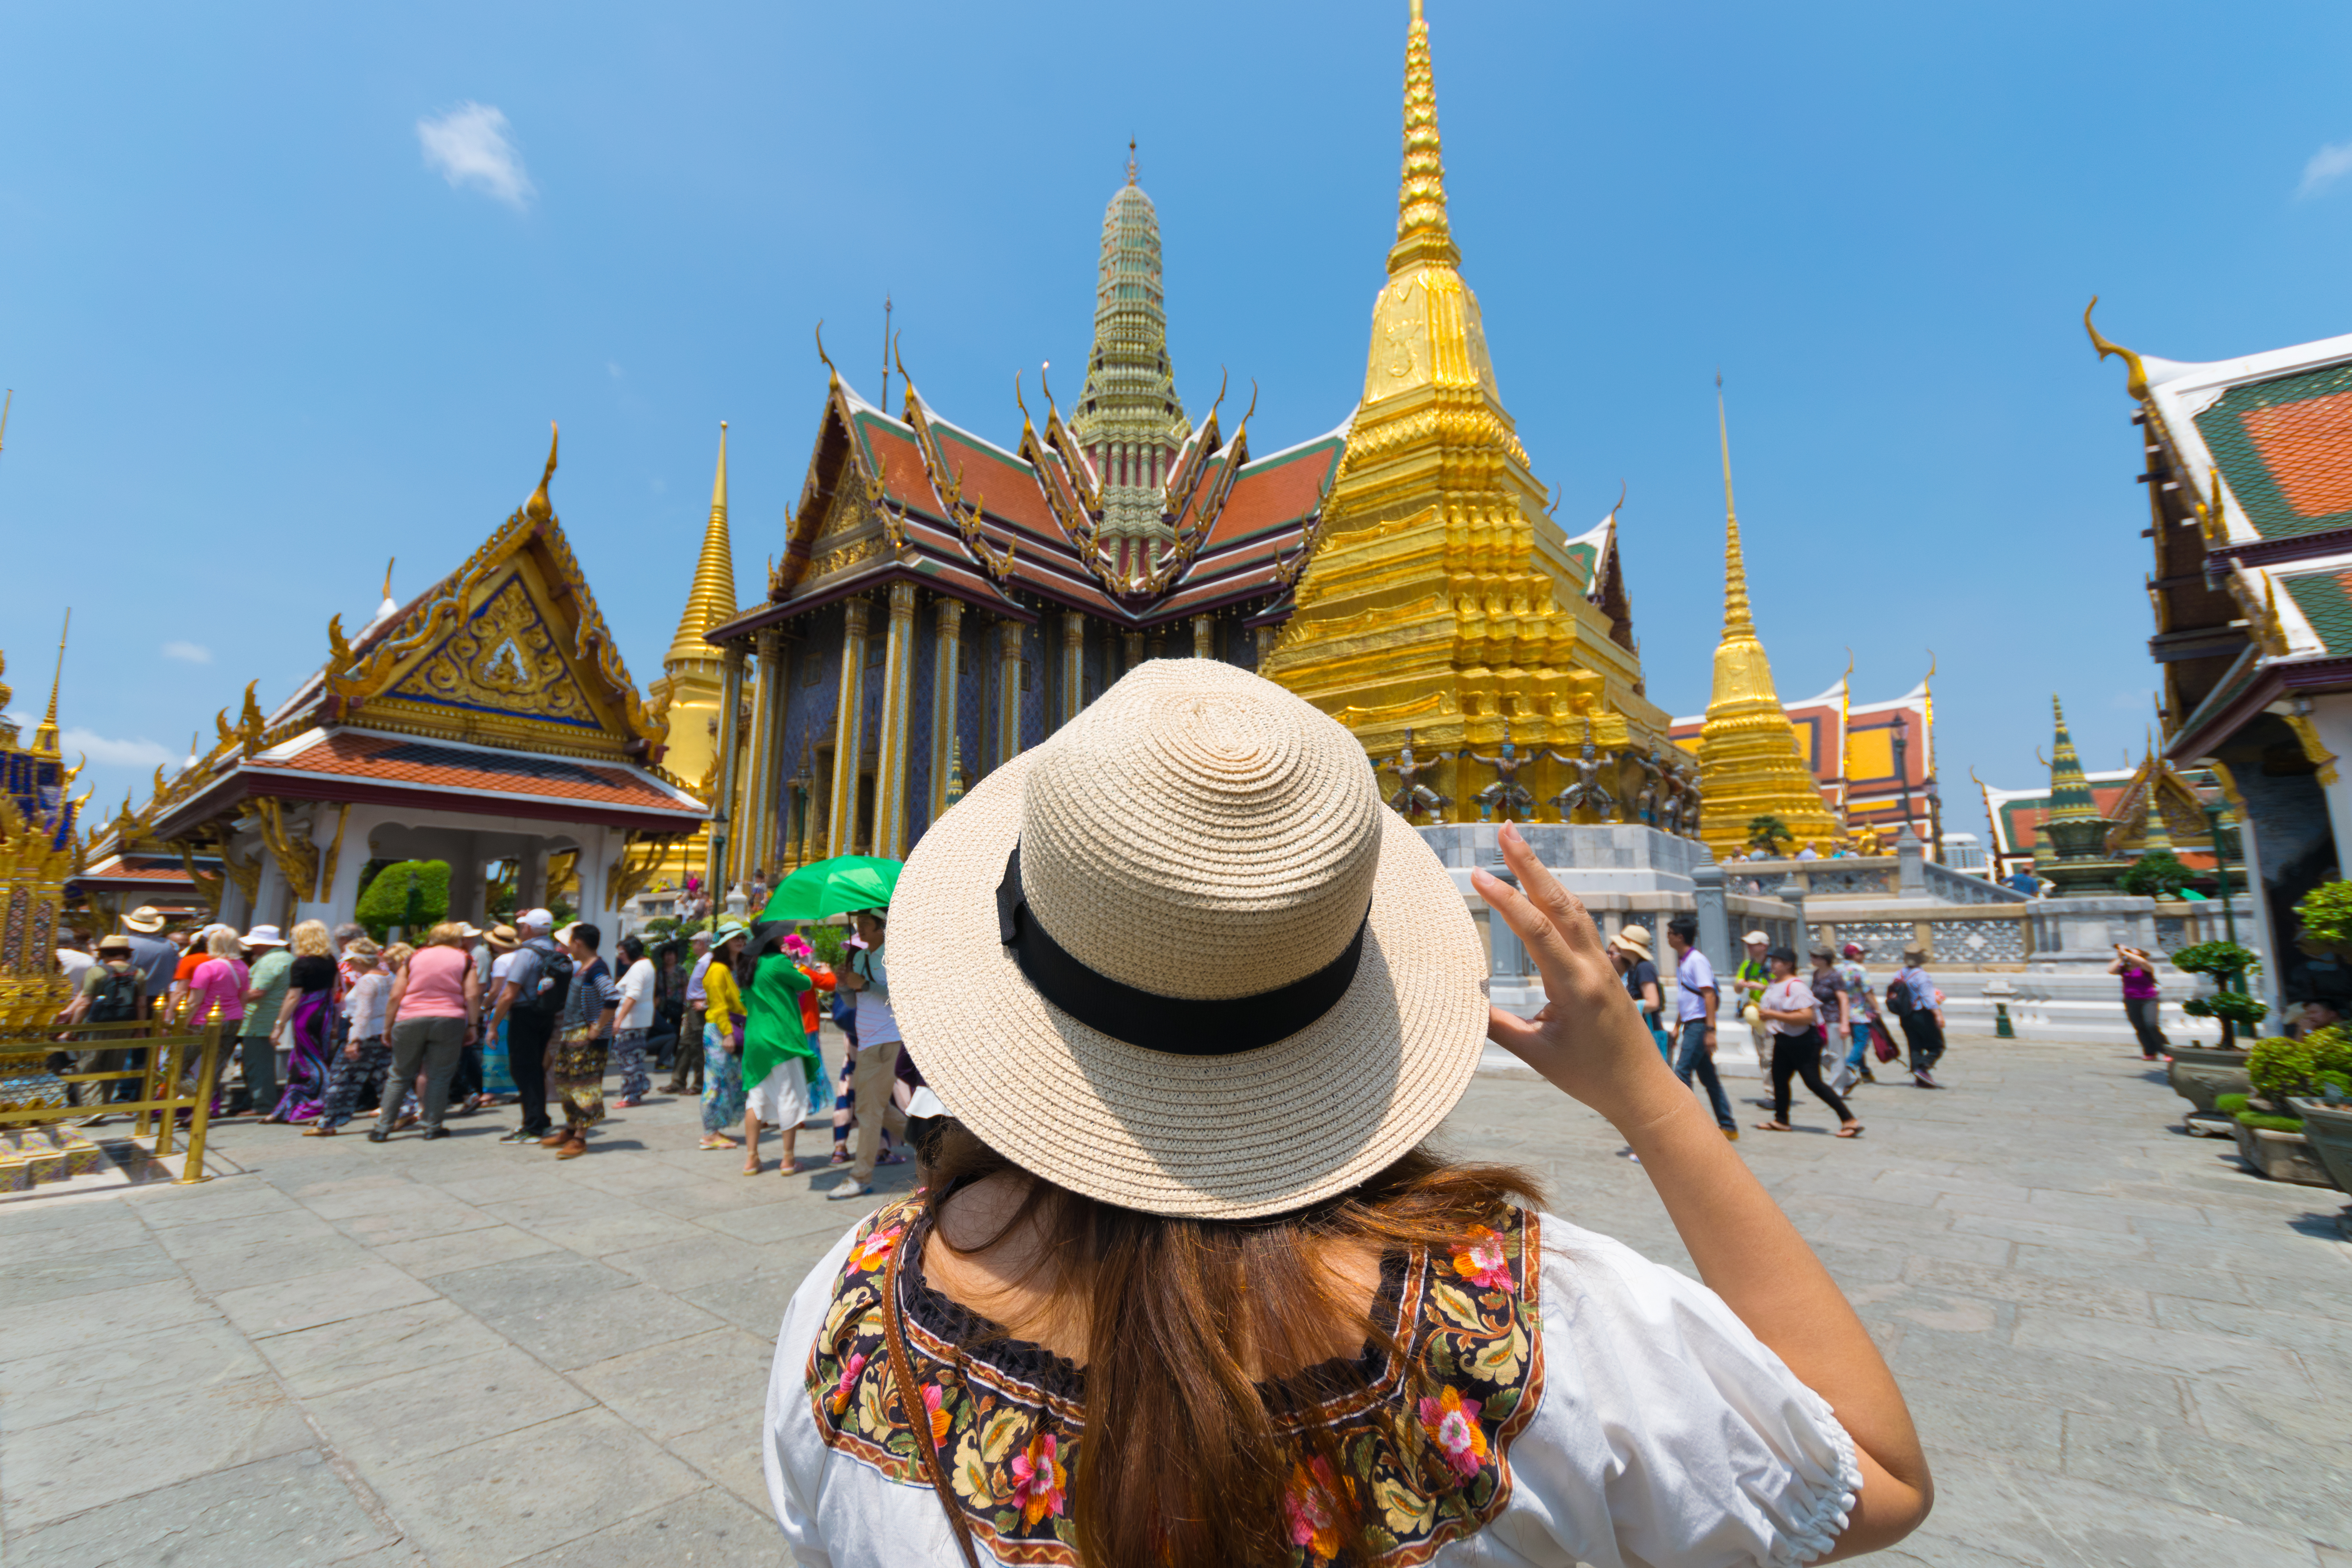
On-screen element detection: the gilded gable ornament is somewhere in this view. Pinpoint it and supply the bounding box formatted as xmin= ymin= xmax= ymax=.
xmin=391 ymin=575 xmax=600 ymax=728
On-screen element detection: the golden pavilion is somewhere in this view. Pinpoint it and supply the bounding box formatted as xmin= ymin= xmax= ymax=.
xmin=91 ymin=432 xmax=708 ymax=933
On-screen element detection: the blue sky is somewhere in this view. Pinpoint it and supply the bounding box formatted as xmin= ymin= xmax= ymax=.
xmin=6 ymin=0 xmax=2352 ymax=844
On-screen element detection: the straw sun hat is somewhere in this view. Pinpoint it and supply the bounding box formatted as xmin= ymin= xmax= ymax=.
xmin=891 ymin=660 xmax=1489 ymax=1220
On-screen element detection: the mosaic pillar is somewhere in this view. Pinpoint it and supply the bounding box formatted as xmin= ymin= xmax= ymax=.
xmin=743 ymin=628 xmax=781 ymax=881
xmin=760 ymin=632 xmax=793 ymax=874
xmin=929 ymin=598 xmax=964 ymax=826
xmin=997 ymin=620 xmax=1025 ymax=770
xmin=1062 ymin=611 xmax=1086 ymax=727
xmin=873 ymin=584 xmax=919 ymax=859
xmin=1121 ymin=630 xmax=1145 ymax=677
xmin=1254 ymin=623 xmax=1277 ymax=665
xmin=1193 ymin=615 xmax=1214 ymax=659
xmin=827 ymin=598 xmax=870 ymax=859
xmin=707 ymin=644 xmax=746 ymax=895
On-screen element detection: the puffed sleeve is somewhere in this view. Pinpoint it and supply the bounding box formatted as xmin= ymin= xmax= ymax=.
xmin=764 ymin=1219 xmax=867 ymax=1567
xmin=1489 ymin=1216 xmax=1861 ymax=1568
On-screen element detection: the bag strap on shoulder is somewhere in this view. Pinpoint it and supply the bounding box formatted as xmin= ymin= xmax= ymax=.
xmin=882 ymin=1211 xmax=982 ymax=1568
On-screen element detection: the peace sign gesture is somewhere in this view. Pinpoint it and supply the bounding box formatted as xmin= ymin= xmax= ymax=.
xmin=1470 ymin=823 xmax=1687 ymax=1132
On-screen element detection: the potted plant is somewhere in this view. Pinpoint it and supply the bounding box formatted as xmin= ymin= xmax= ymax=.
xmin=2272 ymin=1027 xmax=2352 ymax=1195
xmin=2164 ymin=940 xmax=2264 ymax=1112
xmin=2230 ymin=1033 xmax=2345 ymax=1187
xmin=2293 ymin=879 xmax=2352 ymax=960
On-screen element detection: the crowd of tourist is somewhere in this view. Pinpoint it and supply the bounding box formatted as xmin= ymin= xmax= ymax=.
xmin=47 ymin=901 xmax=916 ymax=1176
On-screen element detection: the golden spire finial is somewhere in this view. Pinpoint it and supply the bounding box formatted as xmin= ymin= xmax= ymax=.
xmin=32 ymin=608 xmax=69 ymax=755
xmin=1717 ymin=374 xmax=1753 ymax=637
xmin=1127 ymin=137 xmax=1138 ymax=186
xmin=381 ymin=557 xmax=396 ymax=602
xmin=525 ymin=422 xmax=558 ymax=523
xmin=1388 ymin=0 xmax=1460 ymax=276
xmin=666 ymin=421 xmax=740 ymax=671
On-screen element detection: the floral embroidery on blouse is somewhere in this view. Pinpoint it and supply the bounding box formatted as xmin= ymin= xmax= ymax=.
xmin=802 ymin=1195 xmax=1544 ymax=1567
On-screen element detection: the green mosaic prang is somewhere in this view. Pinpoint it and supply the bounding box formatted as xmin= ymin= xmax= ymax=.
xmin=2193 ymin=362 xmax=2352 ymax=540
xmin=2281 ymin=569 xmax=2352 ymax=656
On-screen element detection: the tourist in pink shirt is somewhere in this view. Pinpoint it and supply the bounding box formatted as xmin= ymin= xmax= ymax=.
xmin=183 ymin=927 xmax=250 ymax=1033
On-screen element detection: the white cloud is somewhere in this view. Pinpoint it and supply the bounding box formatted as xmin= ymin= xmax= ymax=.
xmin=162 ymin=640 xmax=211 ymax=664
xmin=2297 ymin=141 xmax=2352 ymax=199
xmin=417 ymin=102 xmax=534 ymax=209
xmin=0 ymin=711 xmax=176 ymax=769
xmin=607 ymin=361 xmax=625 ymax=379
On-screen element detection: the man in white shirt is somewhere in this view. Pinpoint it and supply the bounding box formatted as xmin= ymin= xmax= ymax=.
xmin=612 ymin=934 xmax=658 ymax=1108
xmin=1664 ymin=916 xmax=1738 ymax=1139
xmin=829 ymin=908 xmax=909 ymax=1200
xmin=666 ymin=930 xmax=714 ymax=1096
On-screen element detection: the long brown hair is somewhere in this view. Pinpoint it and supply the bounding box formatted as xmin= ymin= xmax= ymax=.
xmin=924 ymin=1126 xmax=1544 ymax=1568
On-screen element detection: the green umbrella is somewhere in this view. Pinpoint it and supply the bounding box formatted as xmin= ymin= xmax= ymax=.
xmin=761 ymin=855 xmax=903 ymax=922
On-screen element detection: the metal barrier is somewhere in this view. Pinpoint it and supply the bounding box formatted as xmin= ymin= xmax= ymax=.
xmin=0 ymin=1019 xmax=226 ymax=1184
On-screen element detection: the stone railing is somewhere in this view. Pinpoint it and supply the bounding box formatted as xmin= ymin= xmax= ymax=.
xmin=1724 ymin=857 xmax=1897 ymax=897
xmin=1921 ymin=860 xmax=2030 ymax=905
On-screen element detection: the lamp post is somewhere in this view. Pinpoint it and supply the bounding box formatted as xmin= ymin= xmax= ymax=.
xmin=1892 ymin=727 xmax=1916 ymax=844
xmin=2205 ymin=802 xmax=2238 ymax=947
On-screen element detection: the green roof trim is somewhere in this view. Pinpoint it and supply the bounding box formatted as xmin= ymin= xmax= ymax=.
xmin=2193 ymin=361 xmax=2352 ymax=540
xmin=2280 ymin=568 xmax=2352 ymax=655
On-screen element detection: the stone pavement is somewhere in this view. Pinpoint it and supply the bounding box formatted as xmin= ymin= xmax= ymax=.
xmin=2 ymin=1033 xmax=2348 ymax=1567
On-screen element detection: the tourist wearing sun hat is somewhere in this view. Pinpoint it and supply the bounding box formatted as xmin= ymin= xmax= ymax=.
xmin=116 ymin=906 xmax=178 ymax=1015
xmin=489 ymin=908 xmax=567 ymax=1143
xmin=763 ymin=661 xmax=1929 ymax=1564
xmin=235 ymin=925 xmax=294 ymax=1118
xmin=1607 ymin=924 xmax=1670 ymax=1059
xmin=696 ymin=922 xmax=751 ymax=1151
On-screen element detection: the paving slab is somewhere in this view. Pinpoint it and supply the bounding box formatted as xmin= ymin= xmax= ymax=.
xmin=0 ymin=1032 xmax=2343 ymax=1566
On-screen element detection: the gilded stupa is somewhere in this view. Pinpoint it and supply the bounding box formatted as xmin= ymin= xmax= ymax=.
xmin=647 ymin=424 xmax=740 ymax=884
xmin=1694 ymin=389 xmax=1841 ymax=859
xmin=1261 ymin=0 xmax=1685 ymax=819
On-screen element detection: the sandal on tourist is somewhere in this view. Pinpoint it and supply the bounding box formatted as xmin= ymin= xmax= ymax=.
xmin=303 ymin=1124 xmax=337 ymax=1137
xmin=1836 ymin=1123 xmax=1864 ymax=1138
xmin=698 ymin=1134 xmax=737 ymax=1151
xmin=1752 ymin=1120 xmax=1793 ymax=1132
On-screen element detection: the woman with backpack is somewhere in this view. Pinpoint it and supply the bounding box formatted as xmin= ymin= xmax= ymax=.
xmin=61 ymin=934 xmax=147 ymax=1115
xmin=1887 ymin=945 xmax=1946 ymax=1088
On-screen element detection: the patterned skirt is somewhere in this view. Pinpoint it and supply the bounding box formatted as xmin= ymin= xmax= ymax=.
xmin=701 ymin=1021 xmax=746 ymax=1134
xmin=551 ymin=1024 xmax=609 ymax=1128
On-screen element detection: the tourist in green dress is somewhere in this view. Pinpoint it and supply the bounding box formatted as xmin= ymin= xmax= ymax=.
xmin=739 ymin=922 xmax=816 ymax=1176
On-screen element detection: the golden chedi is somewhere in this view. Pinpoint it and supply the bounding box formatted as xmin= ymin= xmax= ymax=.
xmin=1695 ymin=390 xmax=1840 ymax=859
xmin=1261 ymin=0 xmax=1686 ymax=819
xmin=646 ymin=424 xmax=742 ymax=885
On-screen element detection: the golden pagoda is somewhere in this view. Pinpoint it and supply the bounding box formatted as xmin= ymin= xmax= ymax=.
xmin=1260 ymin=0 xmax=1687 ymax=819
xmin=1694 ymin=389 xmax=1840 ymax=858
xmin=646 ymin=424 xmax=741 ymax=886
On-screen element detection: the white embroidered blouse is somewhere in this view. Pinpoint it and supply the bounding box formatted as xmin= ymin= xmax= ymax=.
xmin=763 ymin=1200 xmax=1860 ymax=1568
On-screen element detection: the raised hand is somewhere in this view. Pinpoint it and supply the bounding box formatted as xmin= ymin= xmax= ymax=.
xmin=1470 ymin=822 xmax=1685 ymax=1130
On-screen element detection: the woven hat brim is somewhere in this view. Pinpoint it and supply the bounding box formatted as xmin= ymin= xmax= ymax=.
xmin=890 ymin=749 xmax=1491 ymax=1220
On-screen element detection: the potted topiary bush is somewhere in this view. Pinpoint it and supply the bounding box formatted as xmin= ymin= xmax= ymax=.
xmin=2230 ymin=1033 xmax=2344 ymax=1186
xmin=2277 ymin=1028 xmax=2352 ymax=1195
xmin=2163 ymin=940 xmax=2264 ymax=1114
xmin=2293 ymin=879 xmax=2352 ymax=960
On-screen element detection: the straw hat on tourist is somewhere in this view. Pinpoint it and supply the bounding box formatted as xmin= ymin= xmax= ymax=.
xmin=485 ymin=924 xmax=519 ymax=953
xmin=243 ymin=924 xmax=287 ymax=948
xmin=123 ymin=906 xmax=167 ymax=934
xmin=1608 ymin=924 xmax=1654 ymax=961
xmin=889 ymin=659 xmax=1488 ymax=1220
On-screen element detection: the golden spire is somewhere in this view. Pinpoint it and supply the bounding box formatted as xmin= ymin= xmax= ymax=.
xmin=1127 ymin=137 xmax=1138 ymax=186
xmin=1717 ymin=376 xmax=1754 ymax=638
xmin=31 ymin=608 xmax=68 ymax=755
xmin=525 ymin=423 xmax=558 ymax=523
xmin=1388 ymin=0 xmax=1460 ymax=276
xmin=665 ymin=421 xmax=739 ymax=670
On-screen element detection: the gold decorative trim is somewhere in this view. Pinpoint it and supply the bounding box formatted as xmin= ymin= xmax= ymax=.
xmin=253 ymin=798 xmax=320 ymax=909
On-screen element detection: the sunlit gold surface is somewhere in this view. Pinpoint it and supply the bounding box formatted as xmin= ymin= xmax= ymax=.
xmin=1259 ymin=0 xmax=1690 ymax=820
xmin=1694 ymin=389 xmax=1840 ymax=858
xmin=647 ymin=424 xmax=739 ymax=887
